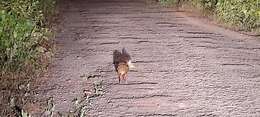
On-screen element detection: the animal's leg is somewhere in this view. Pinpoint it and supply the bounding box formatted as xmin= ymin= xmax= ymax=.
xmin=123 ymin=74 xmax=127 ymax=84
xmin=118 ymin=75 xmax=121 ymax=84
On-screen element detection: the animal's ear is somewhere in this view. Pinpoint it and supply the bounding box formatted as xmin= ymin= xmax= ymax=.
xmin=122 ymin=48 xmax=127 ymax=53
xmin=113 ymin=50 xmax=121 ymax=63
xmin=113 ymin=50 xmax=121 ymax=56
xmin=122 ymin=48 xmax=131 ymax=60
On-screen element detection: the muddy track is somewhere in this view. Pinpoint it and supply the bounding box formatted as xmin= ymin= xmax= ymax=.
xmin=36 ymin=0 xmax=260 ymax=116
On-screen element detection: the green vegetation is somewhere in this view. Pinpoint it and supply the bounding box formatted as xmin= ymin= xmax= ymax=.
xmin=158 ymin=0 xmax=180 ymax=6
xmin=216 ymin=0 xmax=260 ymax=31
xmin=0 ymin=0 xmax=56 ymax=116
xmin=0 ymin=0 xmax=55 ymax=73
xmin=159 ymin=0 xmax=260 ymax=32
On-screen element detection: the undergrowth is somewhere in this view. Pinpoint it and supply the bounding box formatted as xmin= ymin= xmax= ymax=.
xmin=216 ymin=0 xmax=260 ymax=32
xmin=0 ymin=0 xmax=56 ymax=116
xmin=159 ymin=0 xmax=260 ymax=33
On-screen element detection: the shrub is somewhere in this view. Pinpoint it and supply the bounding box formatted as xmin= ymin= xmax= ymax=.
xmin=0 ymin=0 xmax=55 ymax=73
xmin=0 ymin=0 xmax=55 ymax=115
xmin=159 ymin=0 xmax=260 ymax=32
xmin=159 ymin=0 xmax=180 ymax=6
xmin=216 ymin=0 xmax=260 ymax=31
xmin=189 ymin=0 xmax=218 ymax=11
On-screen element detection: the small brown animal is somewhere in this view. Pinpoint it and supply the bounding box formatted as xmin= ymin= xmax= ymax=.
xmin=113 ymin=48 xmax=134 ymax=84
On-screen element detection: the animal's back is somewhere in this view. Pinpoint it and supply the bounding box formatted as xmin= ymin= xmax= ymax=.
xmin=117 ymin=62 xmax=129 ymax=75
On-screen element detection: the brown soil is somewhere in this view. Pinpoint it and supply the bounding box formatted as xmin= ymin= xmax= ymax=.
xmin=33 ymin=0 xmax=260 ymax=116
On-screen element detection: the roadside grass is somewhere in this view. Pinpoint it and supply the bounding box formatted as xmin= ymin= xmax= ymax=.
xmin=0 ymin=0 xmax=56 ymax=116
xmin=158 ymin=0 xmax=260 ymax=35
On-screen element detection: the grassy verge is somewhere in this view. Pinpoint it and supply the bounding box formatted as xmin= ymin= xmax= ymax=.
xmin=159 ymin=0 xmax=260 ymax=34
xmin=0 ymin=0 xmax=56 ymax=116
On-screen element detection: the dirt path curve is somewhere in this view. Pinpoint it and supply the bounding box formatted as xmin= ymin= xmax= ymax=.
xmin=36 ymin=0 xmax=260 ymax=116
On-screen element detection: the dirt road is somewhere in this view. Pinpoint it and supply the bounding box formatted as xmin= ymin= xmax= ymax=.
xmin=36 ymin=0 xmax=260 ymax=116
